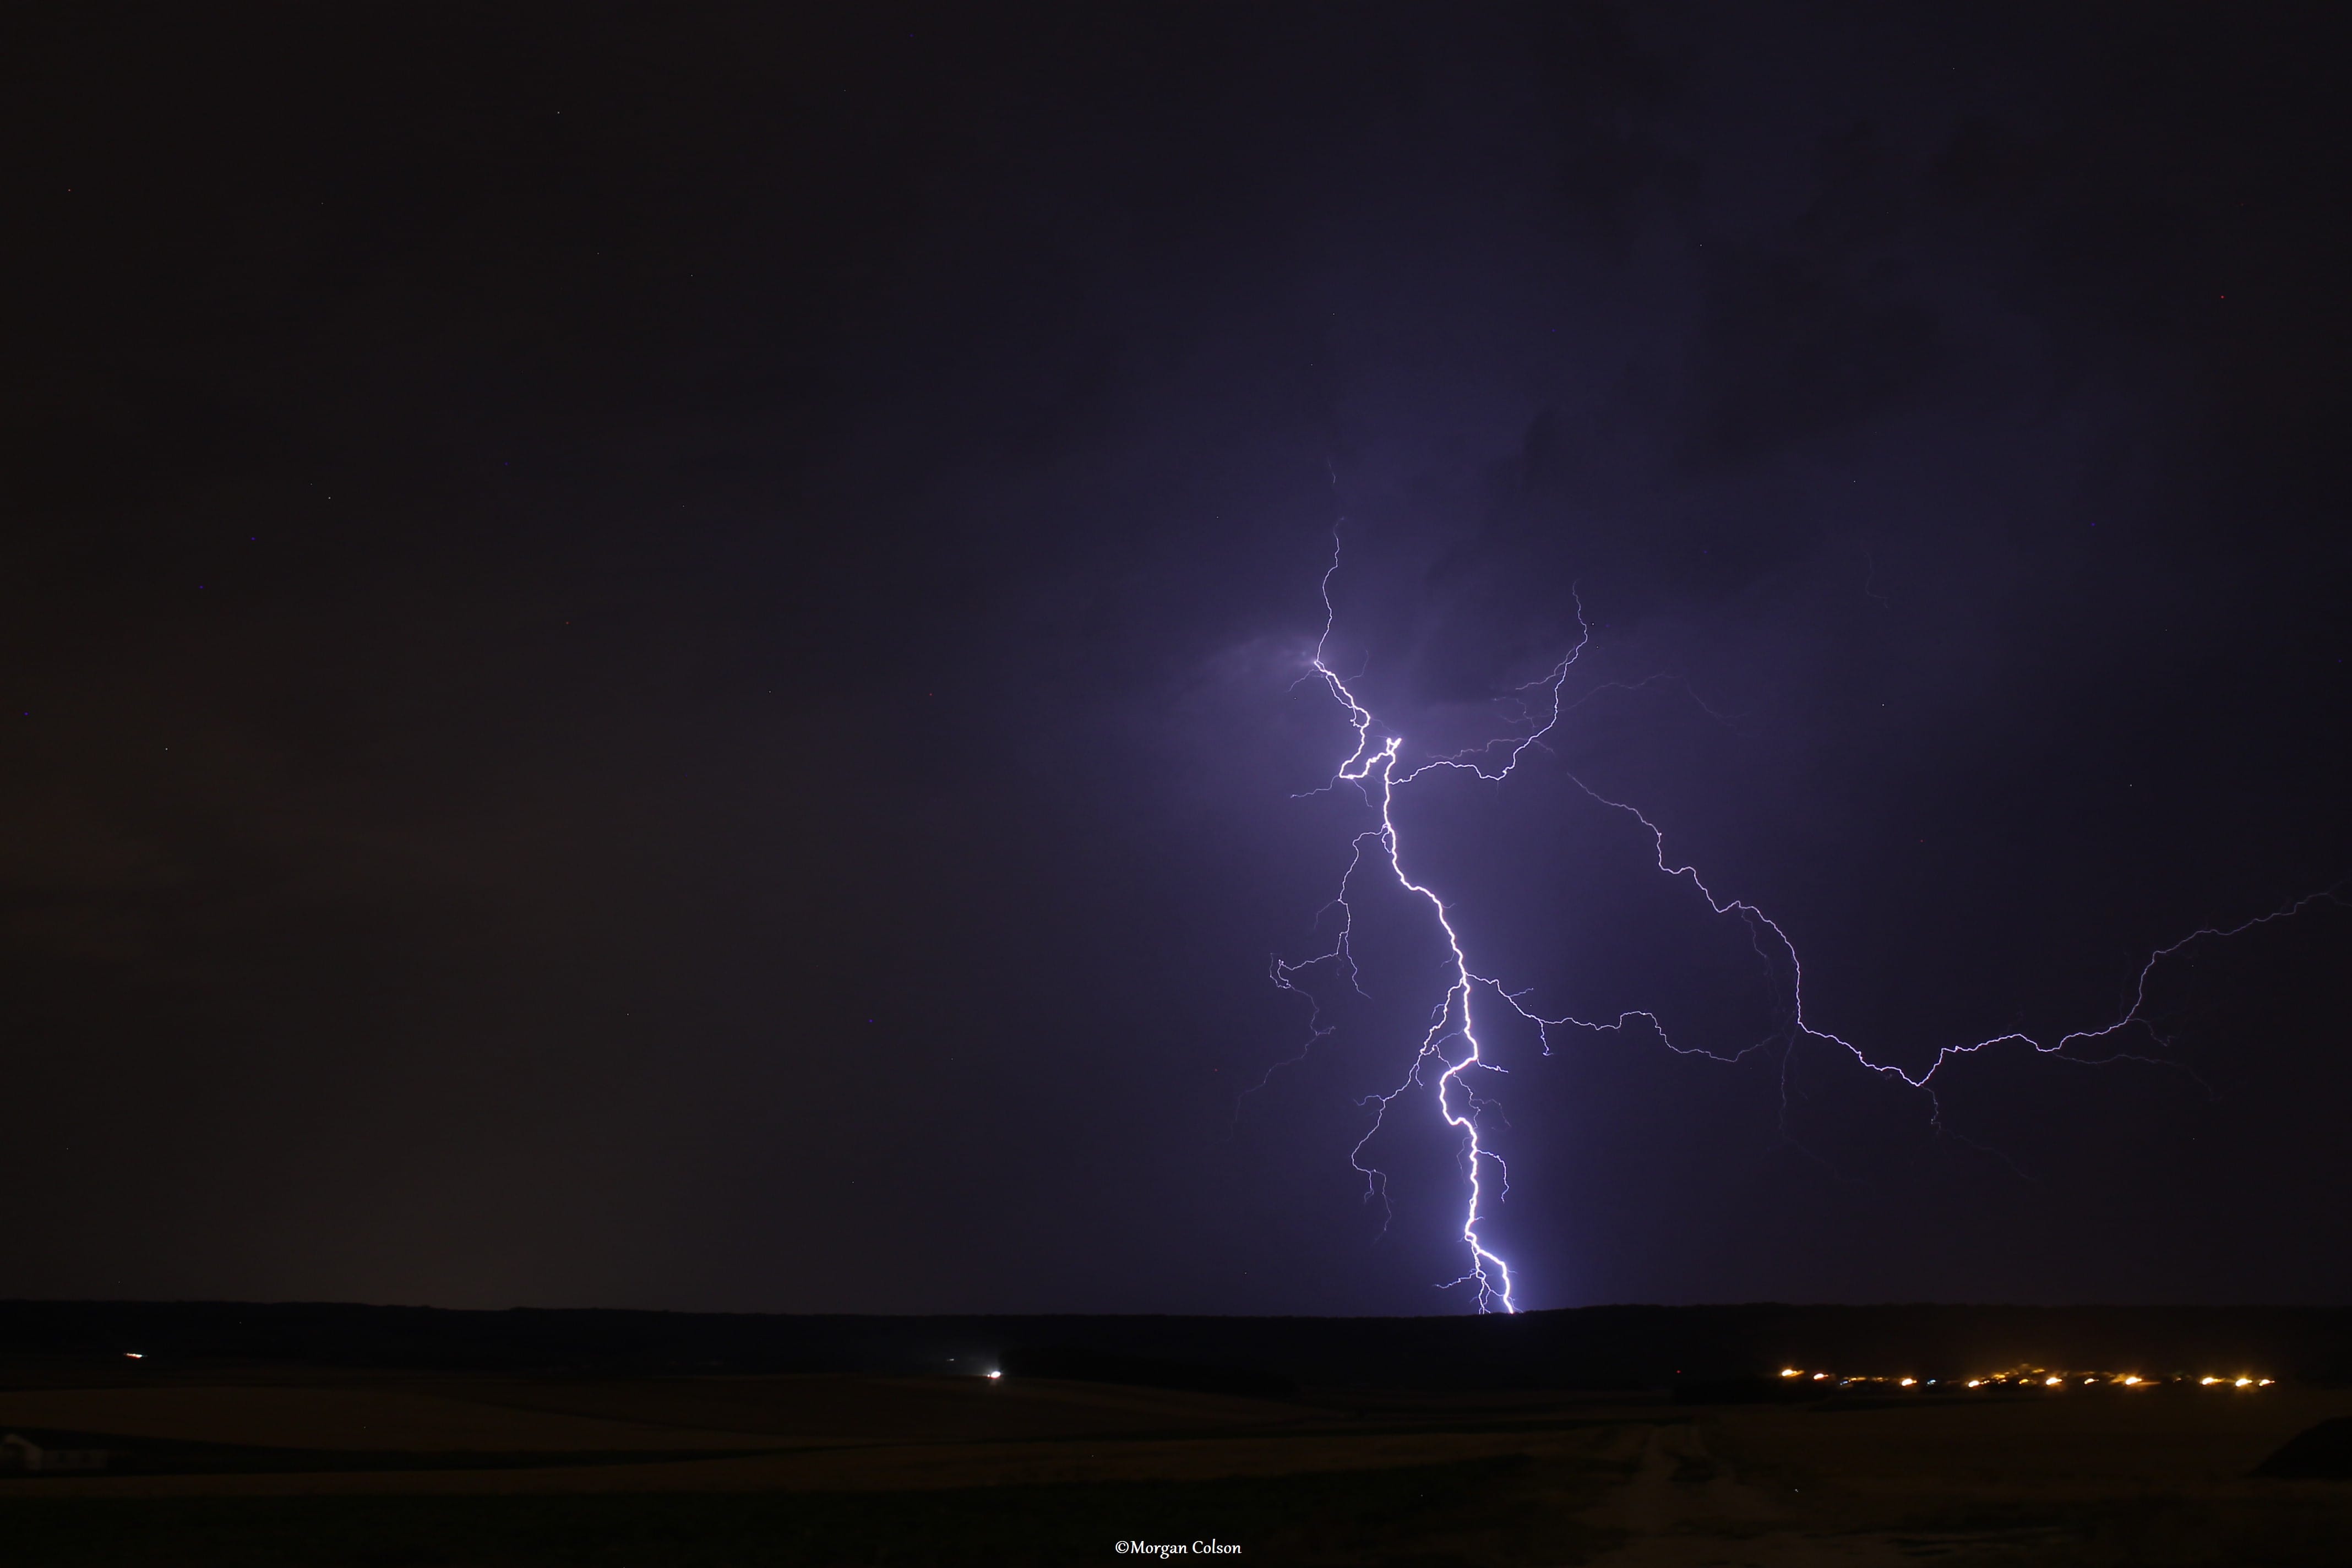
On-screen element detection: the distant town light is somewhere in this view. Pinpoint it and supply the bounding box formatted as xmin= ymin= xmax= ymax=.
xmin=1797 ymin=1366 xmax=2229 ymax=1391
xmin=2235 ymin=1377 xmax=2253 ymax=1388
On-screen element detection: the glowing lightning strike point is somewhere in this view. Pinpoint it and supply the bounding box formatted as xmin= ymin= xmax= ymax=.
xmin=1273 ymin=530 xmax=2342 ymax=1315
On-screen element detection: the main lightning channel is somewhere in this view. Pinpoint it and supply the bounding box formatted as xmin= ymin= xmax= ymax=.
xmin=1273 ymin=533 xmax=2339 ymax=1314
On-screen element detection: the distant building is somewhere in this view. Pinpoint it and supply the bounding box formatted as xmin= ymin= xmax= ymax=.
xmin=1 ymin=1433 xmax=108 ymax=1472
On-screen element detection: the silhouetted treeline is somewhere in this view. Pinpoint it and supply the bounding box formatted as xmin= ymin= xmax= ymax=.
xmin=2 ymin=1300 xmax=2345 ymax=1389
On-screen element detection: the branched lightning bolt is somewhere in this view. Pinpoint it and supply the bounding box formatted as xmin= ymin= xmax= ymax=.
xmin=1271 ymin=530 xmax=2343 ymax=1315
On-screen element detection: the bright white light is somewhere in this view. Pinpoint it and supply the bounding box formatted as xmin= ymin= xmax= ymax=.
xmin=2201 ymin=1376 xmax=2222 ymax=1385
xmin=1967 ymin=1380 xmax=1983 ymax=1387
xmin=984 ymin=1370 xmax=1003 ymax=1380
xmin=2045 ymin=1376 xmax=2063 ymax=1387
xmin=2235 ymin=1377 xmax=2253 ymax=1388
xmin=123 ymin=1352 xmax=143 ymax=1360
xmin=2121 ymin=1376 xmax=2142 ymax=1386
xmin=1898 ymin=1377 xmax=1917 ymax=1386
xmin=1780 ymin=1368 xmax=1802 ymax=1378
xmin=1812 ymin=1373 xmax=1829 ymax=1381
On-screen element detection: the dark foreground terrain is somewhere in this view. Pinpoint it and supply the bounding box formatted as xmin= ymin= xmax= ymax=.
xmin=2 ymin=1302 xmax=2347 ymax=1565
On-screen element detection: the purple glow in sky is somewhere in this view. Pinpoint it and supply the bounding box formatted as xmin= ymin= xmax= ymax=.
xmin=1278 ymin=533 xmax=2341 ymax=1311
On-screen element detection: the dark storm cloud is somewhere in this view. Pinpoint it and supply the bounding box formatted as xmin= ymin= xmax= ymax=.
xmin=2 ymin=3 xmax=2345 ymax=1314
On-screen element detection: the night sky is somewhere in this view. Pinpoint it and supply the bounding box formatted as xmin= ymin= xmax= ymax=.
xmin=6 ymin=5 xmax=2348 ymax=1316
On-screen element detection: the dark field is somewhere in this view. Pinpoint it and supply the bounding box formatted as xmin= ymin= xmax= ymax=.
xmin=2 ymin=1304 xmax=2348 ymax=1565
